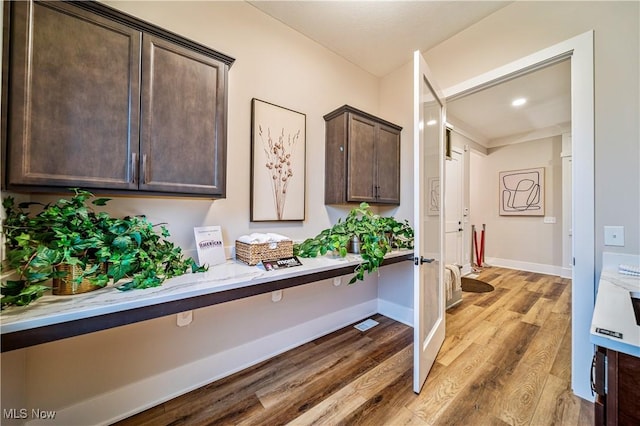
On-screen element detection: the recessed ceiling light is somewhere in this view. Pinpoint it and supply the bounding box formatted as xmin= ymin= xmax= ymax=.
xmin=426 ymin=119 xmax=437 ymax=126
xmin=512 ymin=98 xmax=527 ymax=107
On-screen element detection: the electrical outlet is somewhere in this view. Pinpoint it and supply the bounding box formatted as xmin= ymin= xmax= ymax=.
xmin=604 ymin=226 xmax=624 ymax=247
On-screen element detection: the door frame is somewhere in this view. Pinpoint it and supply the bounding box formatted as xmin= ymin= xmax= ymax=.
xmin=442 ymin=31 xmax=594 ymax=400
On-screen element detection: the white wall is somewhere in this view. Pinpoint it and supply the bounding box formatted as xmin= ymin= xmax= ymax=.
xmin=469 ymin=137 xmax=564 ymax=274
xmin=423 ymin=0 xmax=640 ymax=271
xmin=0 ymin=2 xmax=409 ymax=424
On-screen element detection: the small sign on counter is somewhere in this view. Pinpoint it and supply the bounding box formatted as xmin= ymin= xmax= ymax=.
xmin=194 ymin=226 xmax=226 ymax=267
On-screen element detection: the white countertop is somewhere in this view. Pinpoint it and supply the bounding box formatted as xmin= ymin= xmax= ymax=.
xmin=1 ymin=250 xmax=413 ymax=336
xmin=590 ymin=268 xmax=640 ymax=357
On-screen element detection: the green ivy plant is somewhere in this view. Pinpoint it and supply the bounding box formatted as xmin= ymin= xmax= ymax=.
xmin=1 ymin=189 xmax=205 ymax=308
xmin=293 ymin=203 xmax=413 ymax=284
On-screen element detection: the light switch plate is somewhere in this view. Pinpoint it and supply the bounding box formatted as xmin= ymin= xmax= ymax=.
xmin=604 ymin=226 xmax=624 ymax=246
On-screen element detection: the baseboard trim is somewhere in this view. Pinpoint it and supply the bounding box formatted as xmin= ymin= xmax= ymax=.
xmin=30 ymin=300 xmax=378 ymax=426
xmin=377 ymin=298 xmax=413 ymax=327
xmin=460 ymin=263 xmax=472 ymax=276
xmin=484 ymin=257 xmax=563 ymax=277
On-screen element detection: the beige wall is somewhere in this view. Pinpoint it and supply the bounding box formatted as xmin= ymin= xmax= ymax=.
xmin=423 ymin=0 xmax=640 ymax=270
xmin=0 ymin=1 xmax=403 ymax=422
xmin=470 ymin=137 xmax=564 ymax=270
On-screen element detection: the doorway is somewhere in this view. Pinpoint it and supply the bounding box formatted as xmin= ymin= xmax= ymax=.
xmin=444 ymin=146 xmax=465 ymax=269
xmin=440 ymin=31 xmax=594 ymax=400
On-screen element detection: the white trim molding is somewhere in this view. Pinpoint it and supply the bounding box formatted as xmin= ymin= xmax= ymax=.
xmin=484 ymin=257 xmax=565 ymax=277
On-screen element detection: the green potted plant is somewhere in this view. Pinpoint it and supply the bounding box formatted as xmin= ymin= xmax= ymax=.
xmin=293 ymin=203 xmax=413 ymax=283
xmin=1 ymin=189 xmax=204 ymax=308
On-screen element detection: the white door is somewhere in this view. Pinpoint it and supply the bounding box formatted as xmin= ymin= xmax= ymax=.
xmin=445 ymin=148 xmax=464 ymax=267
xmin=413 ymin=50 xmax=446 ymax=393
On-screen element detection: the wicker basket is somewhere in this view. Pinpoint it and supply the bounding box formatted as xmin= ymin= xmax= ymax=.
xmin=52 ymin=263 xmax=106 ymax=295
xmin=235 ymin=240 xmax=293 ymax=265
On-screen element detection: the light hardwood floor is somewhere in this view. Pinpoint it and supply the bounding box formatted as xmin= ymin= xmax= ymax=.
xmin=115 ymin=267 xmax=594 ymax=426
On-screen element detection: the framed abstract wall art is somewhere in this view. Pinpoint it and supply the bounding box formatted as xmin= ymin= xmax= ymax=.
xmin=499 ymin=167 xmax=545 ymax=216
xmin=250 ymin=98 xmax=306 ymax=221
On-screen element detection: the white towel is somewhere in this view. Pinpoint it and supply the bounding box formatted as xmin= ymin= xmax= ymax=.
xmin=444 ymin=264 xmax=462 ymax=300
xmin=237 ymin=233 xmax=291 ymax=244
xmin=265 ymin=233 xmax=291 ymax=242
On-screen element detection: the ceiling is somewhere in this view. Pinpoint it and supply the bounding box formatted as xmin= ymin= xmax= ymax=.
xmin=248 ymin=1 xmax=571 ymax=147
xmin=446 ymin=59 xmax=571 ymax=147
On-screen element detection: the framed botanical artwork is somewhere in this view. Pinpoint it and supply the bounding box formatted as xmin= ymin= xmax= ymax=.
xmin=499 ymin=167 xmax=545 ymax=216
xmin=250 ymin=98 xmax=306 ymax=221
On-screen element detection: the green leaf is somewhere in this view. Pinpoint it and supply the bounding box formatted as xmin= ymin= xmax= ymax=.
xmin=113 ymin=235 xmax=133 ymax=250
xmin=130 ymin=231 xmax=142 ymax=247
xmin=161 ymin=226 xmax=170 ymax=238
xmin=91 ymin=198 xmax=111 ymax=206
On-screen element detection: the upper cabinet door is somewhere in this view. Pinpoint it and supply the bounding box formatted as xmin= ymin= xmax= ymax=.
xmin=375 ymin=123 xmax=401 ymax=204
xmin=346 ymin=113 xmax=376 ymax=203
xmin=6 ymin=1 xmax=140 ymax=190
xmin=139 ymin=34 xmax=228 ymax=196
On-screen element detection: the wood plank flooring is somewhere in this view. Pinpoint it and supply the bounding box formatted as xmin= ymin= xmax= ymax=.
xmin=115 ymin=267 xmax=594 ymax=426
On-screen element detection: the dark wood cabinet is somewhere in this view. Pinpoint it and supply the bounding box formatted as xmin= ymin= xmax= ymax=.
xmin=593 ymin=346 xmax=640 ymax=425
xmin=324 ymin=105 xmax=401 ymax=205
xmin=3 ymin=0 xmax=233 ymax=197
xmin=140 ymin=34 xmax=227 ymax=195
xmin=5 ymin=1 xmax=141 ymax=191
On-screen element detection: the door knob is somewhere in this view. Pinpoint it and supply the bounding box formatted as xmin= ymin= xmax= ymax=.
xmin=414 ymin=256 xmax=435 ymax=265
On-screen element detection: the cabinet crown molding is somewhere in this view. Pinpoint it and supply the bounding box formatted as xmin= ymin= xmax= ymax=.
xmin=323 ymin=105 xmax=402 ymax=131
xmin=69 ymin=0 xmax=235 ymax=66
